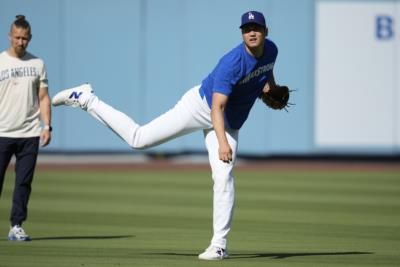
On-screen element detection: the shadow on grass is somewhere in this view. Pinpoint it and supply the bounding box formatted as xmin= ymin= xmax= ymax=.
xmin=147 ymin=251 xmax=373 ymax=259
xmin=230 ymin=251 xmax=374 ymax=259
xmin=30 ymin=235 xmax=134 ymax=241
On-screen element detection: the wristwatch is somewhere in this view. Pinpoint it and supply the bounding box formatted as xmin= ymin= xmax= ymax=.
xmin=43 ymin=125 xmax=53 ymax=132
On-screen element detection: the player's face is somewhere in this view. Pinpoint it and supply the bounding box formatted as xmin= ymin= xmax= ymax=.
xmin=9 ymin=25 xmax=31 ymax=58
xmin=241 ymin=23 xmax=266 ymax=51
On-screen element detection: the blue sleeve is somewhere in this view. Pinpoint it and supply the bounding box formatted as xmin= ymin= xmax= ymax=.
xmin=212 ymin=52 xmax=241 ymax=96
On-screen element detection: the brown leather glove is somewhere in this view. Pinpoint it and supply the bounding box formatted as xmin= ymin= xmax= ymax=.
xmin=261 ymin=85 xmax=291 ymax=111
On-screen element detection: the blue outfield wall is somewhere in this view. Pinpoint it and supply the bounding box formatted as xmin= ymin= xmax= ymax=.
xmin=0 ymin=0 xmax=397 ymax=156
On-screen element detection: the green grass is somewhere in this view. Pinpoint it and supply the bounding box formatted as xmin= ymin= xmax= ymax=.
xmin=0 ymin=167 xmax=399 ymax=267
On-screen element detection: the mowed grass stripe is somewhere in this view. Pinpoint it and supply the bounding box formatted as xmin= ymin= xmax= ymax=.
xmin=0 ymin=168 xmax=399 ymax=267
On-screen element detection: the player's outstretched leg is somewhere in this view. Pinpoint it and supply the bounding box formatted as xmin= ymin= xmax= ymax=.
xmin=51 ymin=83 xmax=139 ymax=146
xmin=51 ymin=84 xmax=211 ymax=150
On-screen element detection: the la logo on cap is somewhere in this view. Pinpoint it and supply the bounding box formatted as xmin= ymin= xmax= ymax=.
xmin=248 ymin=12 xmax=254 ymax=20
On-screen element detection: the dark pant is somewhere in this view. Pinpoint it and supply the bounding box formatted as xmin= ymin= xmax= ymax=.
xmin=0 ymin=137 xmax=39 ymax=226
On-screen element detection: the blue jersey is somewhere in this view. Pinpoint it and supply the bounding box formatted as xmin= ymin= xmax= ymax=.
xmin=200 ymin=39 xmax=278 ymax=129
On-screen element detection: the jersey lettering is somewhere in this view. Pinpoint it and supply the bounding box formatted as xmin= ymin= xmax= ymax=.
xmin=239 ymin=62 xmax=274 ymax=85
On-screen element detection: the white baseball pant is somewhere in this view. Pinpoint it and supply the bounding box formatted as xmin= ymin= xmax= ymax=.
xmin=85 ymin=85 xmax=238 ymax=249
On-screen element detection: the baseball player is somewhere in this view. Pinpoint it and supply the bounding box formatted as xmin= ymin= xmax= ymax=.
xmin=53 ymin=11 xmax=281 ymax=260
xmin=0 ymin=15 xmax=52 ymax=241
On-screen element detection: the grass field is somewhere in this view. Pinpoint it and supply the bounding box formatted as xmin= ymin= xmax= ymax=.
xmin=0 ymin=165 xmax=399 ymax=267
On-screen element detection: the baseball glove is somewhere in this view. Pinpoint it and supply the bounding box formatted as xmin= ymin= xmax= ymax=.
xmin=261 ymin=85 xmax=292 ymax=111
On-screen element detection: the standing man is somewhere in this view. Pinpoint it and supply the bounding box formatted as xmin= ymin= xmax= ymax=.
xmin=0 ymin=15 xmax=52 ymax=241
xmin=52 ymin=11 xmax=289 ymax=259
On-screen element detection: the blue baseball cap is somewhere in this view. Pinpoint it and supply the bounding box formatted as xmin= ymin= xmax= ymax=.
xmin=240 ymin=11 xmax=266 ymax=28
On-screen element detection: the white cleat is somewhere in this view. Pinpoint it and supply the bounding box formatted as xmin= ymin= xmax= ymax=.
xmin=8 ymin=225 xmax=31 ymax=241
xmin=198 ymin=246 xmax=229 ymax=260
xmin=52 ymin=83 xmax=94 ymax=109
